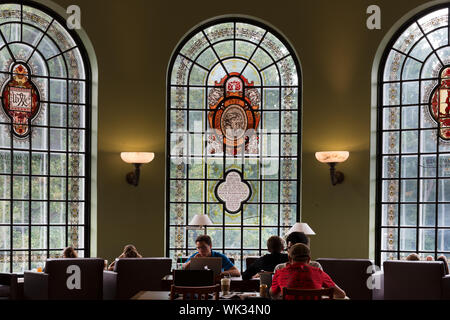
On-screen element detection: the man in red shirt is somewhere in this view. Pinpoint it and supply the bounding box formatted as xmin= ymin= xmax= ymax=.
xmin=270 ymin=243 xmax=346 ymax=300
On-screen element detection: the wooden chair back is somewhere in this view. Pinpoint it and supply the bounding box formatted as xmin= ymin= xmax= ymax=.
xmin=170 ymin=284 xmax=220 ymax=300
xmin=282 ymin=287 xmax=334 ymax=300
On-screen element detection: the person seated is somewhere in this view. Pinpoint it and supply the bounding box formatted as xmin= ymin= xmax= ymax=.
xmin=270 ymin=243 xmax=346 ymax=300
xmin=273 ymin=231 xmax=322 ymax=272
xmin=242 ymin=235 xmax=288 ymax=280
xmin=405 ymin=253 xmax=420 ymax=261
xmin=62 ymin=246 xmax=78 ymax=258
xmin=182 ymin=234 xmax=240 ymax=277
xmin=425 ymin=255 xmax=434 ymax=261
xmin=437 ymin=255 xmax=449 ymax=275
xmin=108 ymin=244 xmax=142 ymax=271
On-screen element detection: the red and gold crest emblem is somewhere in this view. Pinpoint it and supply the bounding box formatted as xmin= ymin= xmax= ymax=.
xmin=207 ymin=73 xmax=261 ymax=155
xmin=2 ymin=64 xmax=40 ymax=138
xmin=430 ymin=67 xmax=450 ymax=140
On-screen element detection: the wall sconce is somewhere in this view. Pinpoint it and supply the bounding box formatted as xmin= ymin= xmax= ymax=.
xmin=287 ymin=222 xmax=316 ymax=235
xmin=315 ymin=151 xmax=349 ymax=186
xmin=188 ymin=214 xmax=213 ymax=234
xmin=120 ymin=152 xmax=155 ymax=186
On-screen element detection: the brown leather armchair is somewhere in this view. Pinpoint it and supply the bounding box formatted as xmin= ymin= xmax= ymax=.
xmin=383 ymin=260 xmax=450 ymax=300
xmin=103 ymin=257 xmax=172 ymax=300
xmin=316 ymin=258 xmax=375 ymax=300
xmin=0 ymin=273 xmax=19 ymax=300
xmin=24 ymin=258 xmax=104 ymax=300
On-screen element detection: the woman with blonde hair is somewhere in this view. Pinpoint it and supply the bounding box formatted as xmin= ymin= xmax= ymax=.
xmin=107 ymin=244 xmax=142 ymax=271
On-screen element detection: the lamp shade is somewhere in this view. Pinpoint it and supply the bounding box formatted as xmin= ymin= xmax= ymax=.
xmin=189 ymin=214 xmax=213 ymax=226
xmin=120 ymin=152 xmax=155 ymax=164
xmin=288 ymin=222 xmax=316 ymax=235
xmin=315 ymin=151 xmax=349 ymax=163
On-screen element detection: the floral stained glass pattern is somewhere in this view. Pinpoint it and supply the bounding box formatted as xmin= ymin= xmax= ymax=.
xmin=167 ymin=19 xmax=300 ymax=270
xmin=378 ymin=5 xmax=450 ymax=265
xmin=0 ymin=3 xmax=89 ymax=273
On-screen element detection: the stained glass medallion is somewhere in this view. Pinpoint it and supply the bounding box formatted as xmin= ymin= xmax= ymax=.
xmin=207 ymin=73 xmax=261 ymax=155
xmin=167 ymin=18 xmax=301 ymax=270
xmin=2 ymin=63 xmax=40 ymax=137
xmin=430 ymin=67 xmax=450 ymax=140
xmin=215 ymin=170 xmax=251 ymax=214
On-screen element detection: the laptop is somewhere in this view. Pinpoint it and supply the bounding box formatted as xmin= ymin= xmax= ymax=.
xmin=189 ymin=257 xmax=222 ymax=277
xmin=173 ymin=269 xmax=215 ymax=286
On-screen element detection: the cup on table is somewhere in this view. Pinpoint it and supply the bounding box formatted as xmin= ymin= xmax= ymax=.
xmin=36 ymin=267 xmax=42 ymax=273
xmin=258 ymin=272 xmax=273 ymax=297
xmin=104 ymin=260 xmax=108 ymax=270
xmin=221 ymin=277 xmax=231 ymax=295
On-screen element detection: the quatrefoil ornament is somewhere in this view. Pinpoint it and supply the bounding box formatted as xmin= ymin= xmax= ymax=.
xmin=215 ymin=170 xmax=252 ymax=214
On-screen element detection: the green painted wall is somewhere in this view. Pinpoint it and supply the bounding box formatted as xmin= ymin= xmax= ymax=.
xmin=50 ymin=0 xmax=434 ymax=263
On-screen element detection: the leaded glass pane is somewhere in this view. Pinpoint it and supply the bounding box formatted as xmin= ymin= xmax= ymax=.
xmin=23 ymin=5 xmax=52 ymax=31
xmin=251 ymin=48 xmax=273 ymax=70
xmin=171 ymin=55 xmax=192 ymax=85
xmin=0 ymin=23 xmax=20 ymax=43
xmin=180 ymin=31 xmax=209 ymax=60
xmin=436 ymin=46 xmax=450 ymax=65
xmin=384 ymin=50 xmax=406 ymax=81
xmin=64 ymin=48 xmax=86 ymax=80
xmin=421 ymin=54 xmax=442 ymax=78
xmin=402 ymin=58 xmax=422 ymax=80
xmin=427 ymin=27 xmax=448 ymax=49
xmin=410 ymin=37 xmax=433 ymax=61
xmin=37 ymin=35 xmax=60 ymax=59
xmin=418 ymin=8 xmax=448 ymax=34
xmin=31 ymin=201 xmax=47 ymax=224
xmin=420 ymin=204 xmax=436 ymax=227
xmin=47 ymin=20 xmax=76 ymax=52
xmin=235 ymin=23 xmax=264 ymax=44
xmin=393 ymin=22 xmax=423 ymax=54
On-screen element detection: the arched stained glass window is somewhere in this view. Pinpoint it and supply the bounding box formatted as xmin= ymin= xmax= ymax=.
xmin=0 ymin=3 xmax=90 ymax=273
xmin=377 ymin=5 xmax=450 ymax=264
xmin=167 ymin=18 xmax=301 ymax=270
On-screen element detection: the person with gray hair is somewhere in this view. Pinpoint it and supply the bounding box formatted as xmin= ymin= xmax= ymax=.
xmin=270 ymin=243 xmax=346 ymax=300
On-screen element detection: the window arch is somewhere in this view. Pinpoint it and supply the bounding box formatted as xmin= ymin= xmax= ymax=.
xmin=377 ymin=5 xmax=450 ymax=264
xmin=0 ymin=2 xmax=91 ymax=273
xmin=167 ymin=17 xmax=301 ymax=270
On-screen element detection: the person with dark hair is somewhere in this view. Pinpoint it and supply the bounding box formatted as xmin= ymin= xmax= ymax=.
xmin=273 ymin=231 xmax=322 ymax=272
xmin=62 ymin=246 xmax=78 ymax=258
xmin=437 ymin=255 xmax=449 ymax=275
xmin=107 ymin=244 xmax=142 ymax=271
xmin=183 ymin=234 xmax=240 ymax=277
xmin=270 ymin=243 xmax=346 ymax=300
xmin=241 ymin=236 xmax=288 ymax=280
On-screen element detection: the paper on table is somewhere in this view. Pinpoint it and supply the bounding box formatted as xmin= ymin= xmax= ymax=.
xmin=221 ymin=292 xmax=259 ymax=300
